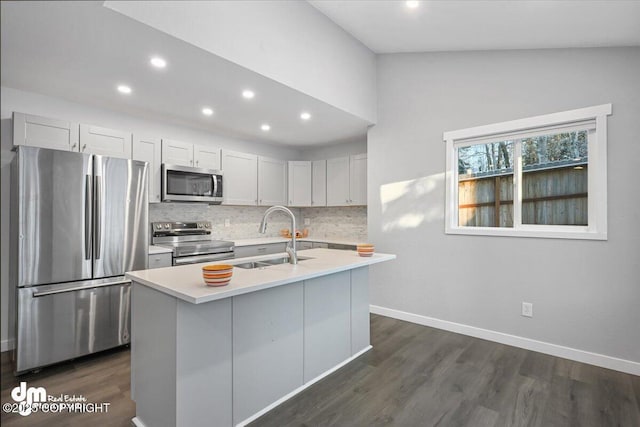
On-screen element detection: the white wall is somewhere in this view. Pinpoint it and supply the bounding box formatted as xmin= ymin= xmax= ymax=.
xmin=302 ymin=138 xmax=367 ymax=161
xmin=104 ymin=1 xmax=377 ymax=124
xmin=368 ymin=47 xmax=640 ymax=367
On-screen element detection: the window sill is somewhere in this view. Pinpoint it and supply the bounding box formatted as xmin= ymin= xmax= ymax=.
xmin=445 ymin=226 xmax=607 ymax=241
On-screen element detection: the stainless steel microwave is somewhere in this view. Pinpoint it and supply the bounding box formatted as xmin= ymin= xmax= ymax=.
xmin=161 ymin=164 xmax=223 ymax=204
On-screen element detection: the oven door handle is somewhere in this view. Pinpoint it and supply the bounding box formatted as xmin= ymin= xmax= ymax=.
xmin=173 ymin=253 xmax=235 ymax=265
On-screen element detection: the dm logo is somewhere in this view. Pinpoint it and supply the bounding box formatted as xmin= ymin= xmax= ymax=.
xmin=11 ymin=382 xmax=46 ymax=416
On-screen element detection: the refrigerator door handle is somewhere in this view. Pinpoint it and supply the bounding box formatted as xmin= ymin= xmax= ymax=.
xmin=32 ymin=280 xmax=131 ymax=297
xmin=94 ymin=176 xmax=102 ymax=260
xmin=85 ymin=174 xmax=92 ymax=260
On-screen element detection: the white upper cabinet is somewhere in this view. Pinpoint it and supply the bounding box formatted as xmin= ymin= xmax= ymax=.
xmin=326 ymin=154 xmax=367 ymax=206
xmin=326 ymin=156 xmax=350 ymax=206
xmin=258 ymin=156 xmax=287 ymax=206
xmin=288 ymin=161 xmax=312 ymax=207
xmin=349 ymin=153 xmax=367 ymax=205
xmin=311 ymin=160 xmax=327 ymax=207
xmin=222 ymin=149 xmax=258 ymax=205
xmin=162 ymin=139 xmax=220 ymax=170
xmin=132 ymin=136 xmax=161 ymax=203
xmin=162 ymin=139 xmax=194 ymax=167
xmin=13 ymin=112 xmax=79 ymax=151
xmin=194 ymin=144 xmax=221 ymax=170
xmin=79 ymin=124 xmax=132 ymax=159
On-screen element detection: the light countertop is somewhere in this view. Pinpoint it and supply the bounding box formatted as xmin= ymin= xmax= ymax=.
xmin=233 ymin=236 xmax=367 ymax=247
xmin=127 ymin=248 xmax=395 ymax=305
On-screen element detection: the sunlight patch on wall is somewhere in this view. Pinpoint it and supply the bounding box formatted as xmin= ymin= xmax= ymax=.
xmin=379 ymin=173 xmax=445 ymax=232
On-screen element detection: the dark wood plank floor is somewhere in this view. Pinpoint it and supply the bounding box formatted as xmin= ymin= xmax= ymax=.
xmin=2 ymin=314 xmax=638 ymax=427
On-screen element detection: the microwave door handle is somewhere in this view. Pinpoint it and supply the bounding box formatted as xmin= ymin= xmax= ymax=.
xmin=85 ymin=175 xmax=92 ymax=260
xmin=213 ymin=175 xmax=218 ymax=197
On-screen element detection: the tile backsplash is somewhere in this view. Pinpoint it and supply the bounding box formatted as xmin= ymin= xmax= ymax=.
xmin=300 ymin=206 xmax=367 ymax=242
xmin=149 ymin=204 xmax=367 ymax=242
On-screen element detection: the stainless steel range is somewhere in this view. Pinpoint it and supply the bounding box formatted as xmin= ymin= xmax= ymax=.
xmin=152 ymin=221 xmax=235 ymax=265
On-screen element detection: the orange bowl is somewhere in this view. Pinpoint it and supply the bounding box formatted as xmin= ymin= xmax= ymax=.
xmin=202 ymin=264 xmax=233 ymax=272
xmin=357 ymin=244 xmax=375 ymax=257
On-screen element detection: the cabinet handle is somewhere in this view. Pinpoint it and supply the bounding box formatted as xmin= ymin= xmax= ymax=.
xmin=190 ymin=160 xmax=193 ymax=165
xmin=71 ymin=143 xmax=77 ymax=150
xmin=82 ymin=144 xmax=87 ymax=151
xmin=196 ymin=160 xmax=199 ymax=166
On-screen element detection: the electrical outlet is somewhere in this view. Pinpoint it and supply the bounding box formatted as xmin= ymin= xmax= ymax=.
xmin=304 ymin=218 xmax=310 ymax=225
xmin=224 ymin=219 xmax=230 ymax=227
xmin=522 ymin=302 xmax=533 ymax=318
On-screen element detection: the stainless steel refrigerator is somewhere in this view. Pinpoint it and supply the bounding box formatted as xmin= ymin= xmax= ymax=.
xmin=10 ymin=146 xmax=148 ymax=373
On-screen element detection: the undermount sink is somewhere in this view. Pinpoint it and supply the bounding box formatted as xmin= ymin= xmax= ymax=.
xmin=234 ymin=256 xmax=313 ymax=269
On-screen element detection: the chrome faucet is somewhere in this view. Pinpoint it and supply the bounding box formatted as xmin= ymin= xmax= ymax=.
xmin=259 ymin=205 xmax=298 ymax=264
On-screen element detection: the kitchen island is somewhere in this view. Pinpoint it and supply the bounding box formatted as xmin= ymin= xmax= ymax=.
xmin=126 ymin=248 xmax=395 ymax=427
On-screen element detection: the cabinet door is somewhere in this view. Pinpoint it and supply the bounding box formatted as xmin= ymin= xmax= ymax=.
xmin=258 ymin=156 xmax=287 ymax=206
xmin=162 ymin=139 xmax=194 ymax=167
xmin=133 ymin=136 xmax=162 ymax=203
xmin=349 ymin=153 xmax=367 ymax=205
xmin=221 ymin=149 xmax=258 ymax=205
xmin=326 ymin=156 xmax=350 ymax=206
xmin=194 ymin=145 xmax=221 ymax=170
xmin=232 ymin=284 xmax=303 ymax=424
xmin=148 ymin=253 xmax=172 ymax=269
xmin=79 ymin=124 xmax=132 ymax=159
xmin=311 ymin=160 xmax=327 ymax=207
xmin=287 ymin=161 xmax=311 ymax=207
xmin=303 ymin=271 xmax=351 ymax=381
xmin=13 ymin=112 xmax=79 ymax=151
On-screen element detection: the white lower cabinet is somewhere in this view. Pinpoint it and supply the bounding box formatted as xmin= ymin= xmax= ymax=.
xmin=132 ymin=136 xmax=161 ymax=202
xmin=303 ymin=271 xmax=351 ymax=381
xmin=297 ymin=241 xmax=314 ymax=251
xmin=148 ymin=253 xmax=171 ymax=269
xmin=234 ymin=243 xmax=287 ymax=258
xmin=80 ymin=124 xmax=132 ymax=159
xmin=232 ymin=284 xmax=304 ymax=425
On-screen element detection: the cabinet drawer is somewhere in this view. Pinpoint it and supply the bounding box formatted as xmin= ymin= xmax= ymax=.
xmin=148 ymin=253 xmax=172 ymax=269
xmin=234 ymin=243 xmax=287 ymax=258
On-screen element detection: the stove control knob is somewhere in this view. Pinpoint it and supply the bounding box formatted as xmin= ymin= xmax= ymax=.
xmin=164 ymin=224 xmax=170 ymax=229
xmin=198 ymin=223 xmax=203 ymax=228
xmin=205 ymin=223 xmax=210 ymax=228
xmin=155 ymin=224 xmax=162 ymax=229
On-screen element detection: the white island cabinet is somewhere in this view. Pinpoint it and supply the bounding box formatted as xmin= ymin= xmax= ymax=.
xmin=126 ymin=248 xmax=395 ymax=427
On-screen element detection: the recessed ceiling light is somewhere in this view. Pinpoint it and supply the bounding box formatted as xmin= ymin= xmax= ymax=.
xmin=300 ymin=112 xmax=311 ymax=120
xmin=150 ymin=56 xmax=167 ymax=68
xmin=261 ymin=124 xmax=271 ymax=131
xmin=202 ymin=107 xmax=214 ymax=116
xmin=406 ymin=1 xmax=420 ymax=9
xmin=242 ymin=90 xmax=255 ymax=99
xmin=117 ymin=85 xmax=132 ymax=94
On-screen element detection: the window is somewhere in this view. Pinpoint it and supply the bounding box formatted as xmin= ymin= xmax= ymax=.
xmin=444 ymin=104 xmax=611 ymax=240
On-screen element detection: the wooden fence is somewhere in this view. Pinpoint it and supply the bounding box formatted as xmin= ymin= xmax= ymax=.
xmin=458 ymin=165 xmax=588 ymax=227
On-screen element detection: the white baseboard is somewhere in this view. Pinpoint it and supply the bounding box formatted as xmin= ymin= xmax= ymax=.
xmin=1 ymin=338 xmax=15 ymax=352
xmin=370 ymin=305 xmax=640 ymax=376
xmin=236 ymin=345 xmax=373 ymax=427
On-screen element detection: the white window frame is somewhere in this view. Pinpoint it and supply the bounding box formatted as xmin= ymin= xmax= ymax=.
xmin=443 ymin=104 xmax=611 ymax=240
